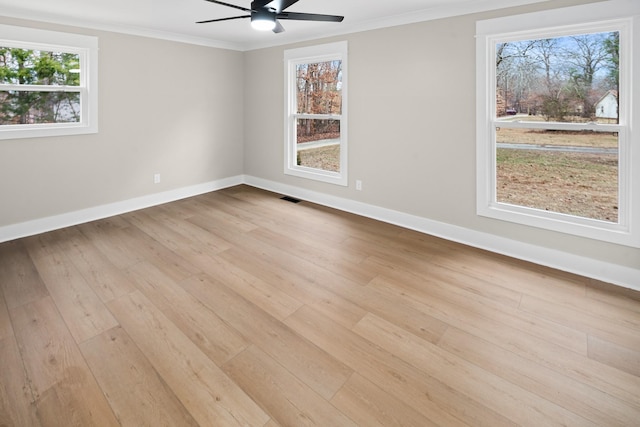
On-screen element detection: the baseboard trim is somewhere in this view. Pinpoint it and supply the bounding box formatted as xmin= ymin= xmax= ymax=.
xmin=244 ymin=175 xmax=640 ymax=291
xmin=0 ymin=175 xmax=243 ymax=244
xmin=2 ymin=174 xmax=637 ymax=290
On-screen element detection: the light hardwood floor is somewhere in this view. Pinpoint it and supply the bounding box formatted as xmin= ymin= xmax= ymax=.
xmin=1 ymin=185 xmax=639 ymax=426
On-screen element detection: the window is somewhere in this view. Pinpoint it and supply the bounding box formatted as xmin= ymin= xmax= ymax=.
xmin=284 ymin=41 xmax=348 ymax=186
xmin=0 ymin=24 xmax=98 ymax=140
xmin=476 ymin=1 xmax=640 ymax=248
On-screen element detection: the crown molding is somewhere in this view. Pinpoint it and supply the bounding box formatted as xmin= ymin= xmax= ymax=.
xmin=1 ymin=0 xmax=553 ymax=51
xmin=244 ymin=0 xmax=553 ymax=50
xmin=0 ymin=7 xmax=244 ymax=51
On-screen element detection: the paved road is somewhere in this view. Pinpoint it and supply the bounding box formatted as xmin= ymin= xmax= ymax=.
xmin=496 ymin=143 xmax=617 ymax=155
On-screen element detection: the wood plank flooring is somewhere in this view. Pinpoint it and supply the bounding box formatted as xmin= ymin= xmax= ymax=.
xmin=1 ymin=184 xmax=639 ymax=426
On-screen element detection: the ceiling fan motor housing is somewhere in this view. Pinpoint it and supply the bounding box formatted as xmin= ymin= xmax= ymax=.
xmin=251 ymin=7 xmax=276 ymax=31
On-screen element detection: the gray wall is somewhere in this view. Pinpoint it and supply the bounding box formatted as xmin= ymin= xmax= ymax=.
xmin=243 ymin=0 xmax=640 ymax=274
xmin=0 ymin=17 xmax=244 ymax=227
xmin=2 ymin=0 xmax=637 ymax=277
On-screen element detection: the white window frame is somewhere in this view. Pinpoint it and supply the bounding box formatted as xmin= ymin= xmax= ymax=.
xmin=284 ymin=41 xmax=348 ymax=186
xmin=476 ymin=0 xmax=640 ymax=248
xmin=0 ymin=24 xmax=98 ymax=140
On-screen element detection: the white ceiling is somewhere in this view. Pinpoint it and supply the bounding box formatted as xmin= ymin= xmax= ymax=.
xmin=0 ymin=0 xmax=551 ymax=51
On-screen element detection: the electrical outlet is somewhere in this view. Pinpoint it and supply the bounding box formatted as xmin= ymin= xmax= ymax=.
xmin=356 ymin=180 xmax=362 ymax=191
xmin=154 ymin=173 xmax=161 ymax=184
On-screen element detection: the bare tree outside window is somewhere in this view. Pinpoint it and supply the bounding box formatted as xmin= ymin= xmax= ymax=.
xmin=295 ymin=60 xmax=342 ymax=172
xmin=496 ymin=32 xmax=618 ymax=121
xmin=495 ymin=31 xmax=620 ymax=222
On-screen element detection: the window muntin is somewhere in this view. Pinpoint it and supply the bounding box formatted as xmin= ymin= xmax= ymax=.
xmin=493 ymin=30 xmax=622 ymax=224
xmin=476 ymin=2 xmax=639 ymax=248
xmin=285 ymin=42 xmax=347 ymax=186
xmin=295 ymin=60 xmax=342 ymax=172
xmin=0 ymin=25 xmax=97 ymax=140
xmin=1 ymin=47 xmax=82 ymax=125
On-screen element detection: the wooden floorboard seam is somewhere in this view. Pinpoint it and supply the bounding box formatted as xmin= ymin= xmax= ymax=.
xmin=0 ymin=184 xmax=638 ymax=426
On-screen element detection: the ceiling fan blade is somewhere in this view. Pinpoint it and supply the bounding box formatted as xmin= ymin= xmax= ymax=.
xmin=251 ymin=0 xmax=272 ymax=9
xmin=272 ymin=20 xmax=285 ymax=33
xmin=196 ymin=15 xmax=251 ymax=24
xmin=277 ymin=12 xmax=344 ymax=22
xmin=265 ymin=0 xmax=300 ymax=13
xmin=203 ymin=0 xmax=251 ymax=13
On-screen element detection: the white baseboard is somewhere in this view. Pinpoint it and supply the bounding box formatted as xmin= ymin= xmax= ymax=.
xmin=244 ymin=175 xmax=640 ymax=291
xmin=0 ymin=175 xmax=243 ymax=244
xmin=2 ymin=173 xmax=637 ymax=291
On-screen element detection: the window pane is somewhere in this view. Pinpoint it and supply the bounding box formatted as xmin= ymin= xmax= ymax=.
xmin=496 ymin=127 xmax=618 ymax=222
xmin=496 ymin=31 xmax=619 ymax=123
xmin=296 ymin=118 xmax=340 ymax=172
xmin=0 ymin=47 xmax=81 ymax=86
xmin=296 ymin=60 xmax=342 ymax=115
xmin=0 ymin=91 xmax=81 ymax=124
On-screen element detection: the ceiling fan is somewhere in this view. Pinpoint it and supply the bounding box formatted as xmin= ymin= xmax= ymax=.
xmin=197 ymin=0 xmax=344 ymax=33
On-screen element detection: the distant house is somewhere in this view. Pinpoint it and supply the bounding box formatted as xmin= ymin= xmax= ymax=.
xmin=595 ymin=90 xmax=618 ymax=119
